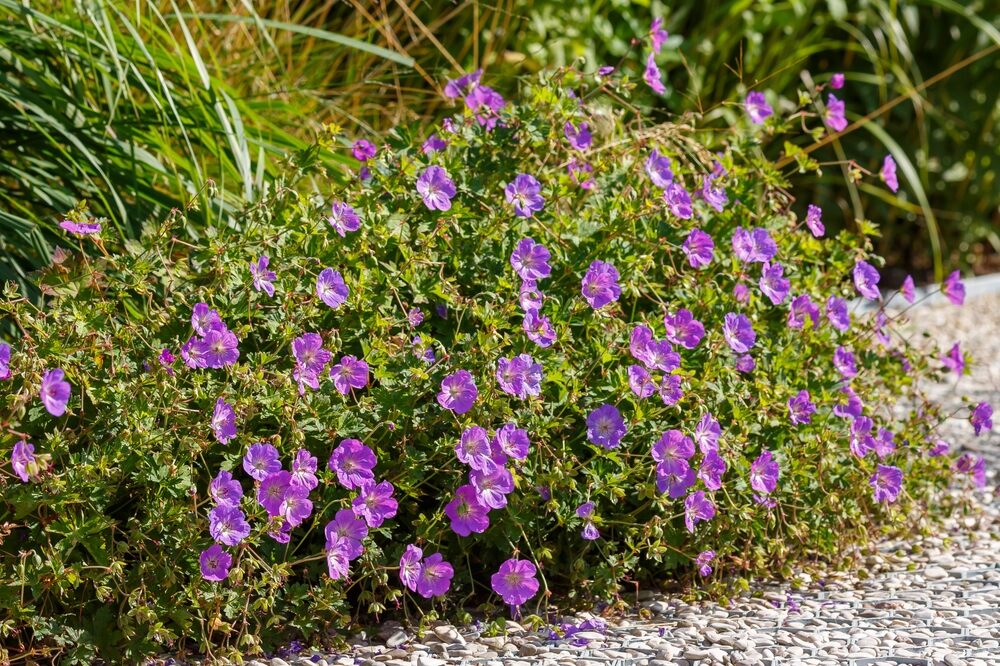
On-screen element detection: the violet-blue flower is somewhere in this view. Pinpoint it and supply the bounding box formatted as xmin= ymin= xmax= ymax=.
xmin=664 ymin=182 xmax=692 ymax=219
xmin=510 ymin=237 xmax=552 ymax=281
xmin=805 ymin=204 xmax=825 ymax=237
xmin=788 ymin=294 xmax=820 ymax=330
xmin=723 ymin=313 xmax=756 ymax=353
xmin=628 ymin=365 xmax=656 ymax=399
xmin=759 ymin=262 xmax=791 ymax=305
xmin=209 ymin=470 xmax=243 ymax=507
xmin=881 ymin=155 xmax=899 ymax=193
xmin=11 ymin=440 xmax=36 ymax=482
xmin=853 ymin=260 xmax=881 ymax=300
xmin=438 ymin=369 xmax=478 ymax=414
xmin=787 ymin=390 xmax=816 ymax=425
xmin=416 ymin=165 xmax=457 ymax=211
xmin=581 ymin=260 xmax=621 ymax=309
xmin=694 ymin=413 xmax=721 ymax=454
xmin=494 ymin=423 xmax=530 ymax=461
xmin=643 ymin=53 xmax=665 ymax=95
xmin=445 ymin=484 xmax=491 ymax=536
xmin=416 ymin=553 xmax=455 ymax=598
xmin=327 ymin=201 xmax=361 ymax=237
xmin=645 ymin=149 xmax=673 ymax=188
xmin=744 ymin=91 xmax=773 ymax=125
xmin=243 ymin=443 xmax=281 ymax=482
xmin=699 ymin=450 xmax=727 ymax=491
xmin=586 ymin=404 xmax=627 ymax=449
xmin=749 ymin=451 xmax=779 ymax=495
xmin=317 ymin=268 xmax=349 ymax=309
xmin=826 ymin=296 xmax=851 ymax=332
xmin=971 ymin=402 xmax=993 ymax=436
xmin=250 ymin=256 xmax=276 ymax=297
xmin=40 ymin=368 xmax=71 ymax=417
xmin=824 ymin=93 xmax=847 ymax=132
xmin=200 ymin=544 xmax=232 ymax=581
xmin=700 ymin=174 xmax=728 ymax=212
xmin=257 ymin=470 xmax=291 ymax=517
xmin=328 ymin=439 xmax=377 ymax=490
xmin=942 ymin=270 xmax=965 ymax=306
xmin=211 ymin=398 xmax=237 ymax=444
xmin=505 ymin=174 xmax=545 ymax=218
xmin=353 ymin=480 xmax=398 ymax=528
xmin=330 ymin=355 xmax=369 ymax=395
xmin=663 ymin=309 xmax=705 ymax=349
xmin=684 ymin=491 xmax=716 ymax=532
xmin=523 ymin=311 xmax=556 ymax=347
xmin=209 ymin=505 xmax=251 ymax=546
xmin=290 ymin=449 xmax=319 ymax=491
xmin=870 ymin=465 xmax=903 ymax=503
xmin=491 ymin=558 xmax=539 ymax=606
xmin=564 ymin=121 xmax=592 ymax=150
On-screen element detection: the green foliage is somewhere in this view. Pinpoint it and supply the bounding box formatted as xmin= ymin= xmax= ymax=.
xmin=0 ymin=70 xmax=967 ymax=661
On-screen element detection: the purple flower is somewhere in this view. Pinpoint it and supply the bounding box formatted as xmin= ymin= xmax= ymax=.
xmin=0 ymin=343 xmax=9 ymax=380
xmin=399 ymin=544 xmax=423 ymax=592
xmin=581 ymin=522 xmax=600 ymax=540
xmin=942 ymin=270 xmax=965 ymax=306
xmin=699 ymin=450 xmax=727 ymax=491
xmin=290 ymin=449 xmax=318 ymax=491
xmin=258 ymin=470 xmax=292 ymax=517
xmin=873 ymin=428 xmax=896 ymax=459
xmin=788 ymin=294 xmax=820 ymax=330
xmin=663 ymin=309 xmax=705 ymax=349
xmin=850 ymin=416 xmax=875 ymax=458
xmin=494 ymin=423 xmax=530 ymax=460
xmin=628 ymin=365 xmax=656 ymax=398
xmin=416 ymin=165 xmax=457 ymax=211
xmin=292 ymin=333 xmax=331 ymax=393
xmin=505 ymin=174 xmax=545 ymax=218
xmin=942 ymin=342 xmax=964 ymax=376
xmin=250 ymin=256 xmax=276 ymax=297
xmin=40 ymin=369 xmax=71 ymax=417
xmin=325 ymin=541 xmax=350 ymax=580
xmin=805 ymin=204 xmax=825 ymax=237
xmin=643 ymin=53 xmax=665 ymax=95
xmin=830 ymin=72 xmax=845 ymax=89
xmin=576 ymin=501 xmax=595 ymax=518
xmin=684 ymin=491 xmax=716 ymax=532
xmin=650 ymin=17 xmax=668 ymax=52
xmin=586 ymin=404 xmax=627 ymax=449
xmin=352 ymin=139 xmax=376 ymax=162
xmin=407 ymin=307 xmax=424 ymax=328
xmin=416 ymin=553 xmax=454 ymax=598
xmin=836 ymin=386 xmax=864 ymax=420
xmin=491 ymin=558 xmax=539 ymax=606
xmin=826 ymin=296 xmax=851 ymax=332
xmin=853 ymin=261 xmax=881 ymax=300
xmin=207 ymin=398 xmax=237 ymax=444
xmin=656 ymin=459 xmax=696 ymax=498
xmin=470 ymin=465 xmax=514 ymax=509
xmin=870 ymin=465 xmax=903 ymax=503
xmin=444 ymin=69 xmax=482 ymax=98
xmin=325 ymin=509 xmax=368 ymax=560
xmin=59 ymin=220 xmax=102 ymax=236
xmin=733 ymin=282 xmax=750 ymax=304
xmin=581 ymin=260 xmax=621 ymax=309
xmin=659 ymin=374 xmax=684 ymax=405
xmin=317 ymin=268 xmax=349 ymax=308
xmin=191 ymin=303 xmax=223 ymax=336
xmin=744 ymin=91 xmax=773 ymax=125
xmin=209 ymin=470 xmax=243 ymax=507
xmin=732 ymin=227 xmax=778 ymax=263
xmin=328 ymin=201 xmax=361 ymax=236
xmin=422 ymin=134 xmax=447 ymax=154
xmin=496 ymin=353 xmax=543 ymax=399
xmin=901 ymin=275 xmax=916 ymax=303
xmin=694 ymin=414 xmax=721 ymax=454
xmin=523 ymin=311 xmax=556 ymax=347
xmin=695 ymin=550 xmax=715 ymax=576
xmin=200 ymin=544 xmax=232 ymax=581
xmin=209 ymin=505 xmax=251 ymax=546
xmin=955 ymin=454 xmax=987 ymax=488
xmin=567 ymin=159 xmax=595 ymax=189
xmin=519 ymin=280 xmax=544 ymax=312
xmin=645 ymin=149 xmax=673 ymax=188
xmin=200 ymin=326 xmax=240 ymax=368
xmin=881 ymin=155 xmax=899 ymax=193
xmin=824 ymin=93 xmax=847 ymax=132
xmin=664 ymin=183 xmax=692 ymax=219
xmin=652 ymin=429 xmax=695 ymax=464
xmin=971 ymin=402 xmax=993 ymax=436
xmin=11 ymin=441 xmax=36 ymax=482
xmin=734 ymin=353 xmax=756 ymax=374
xmin=445 ymin=484 xmax=491 ymax=536
xmin=929 ymin=439 xmax=950 ymax=457
xmin=353 ymin=480 xmax=398 ymax=527
xmin=631 ymin=330 xmax=680 ymax=372
xmin=834 ymin=346 xmax=858 ymax=380
xmin=243 ymin=443 xmax=281 ymax=482
xmin=700 ymin=175 xmax=728 ymax=212
xmin=328 ymin=439 xmax=377 ymax=490
xmin=510 ymin=237 xmax=552 ymax=281
xmin=465 ymin=86 xmax=505 ymax=129
xmin=564 ymin=122 xmax=592 ymax=150
xmin=750 ymin=451 xmax=779 ymax=495
xmin=787 ymin=390 xmax=816 ymax=425
xmin=330 ymin=355 xmax=369 ymax=395
xmin=438 ymin=369 xmax=478 ymax=414
xmin=455 ymin=425 xmax=494 ymax=471
xmin=759 ymin=262 xmax=791 ymax=305
xmin=723 ymin=313 xmax=756 ymax=353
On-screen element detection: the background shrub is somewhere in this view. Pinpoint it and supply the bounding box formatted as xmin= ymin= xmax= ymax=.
xmin=0 ymin=66 xmax=981 ymax=662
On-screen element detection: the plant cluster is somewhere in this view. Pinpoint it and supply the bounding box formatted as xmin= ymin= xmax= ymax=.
xmin=0 ymin=47 xmax=993 ymax=662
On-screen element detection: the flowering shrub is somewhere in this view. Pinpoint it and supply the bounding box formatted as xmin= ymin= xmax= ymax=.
xmin=0 ymin=62 xmax=992 ymax=662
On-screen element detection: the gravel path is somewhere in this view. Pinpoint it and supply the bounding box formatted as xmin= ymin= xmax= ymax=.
xmin=221 ymin=293 xmax=1000 ymax=666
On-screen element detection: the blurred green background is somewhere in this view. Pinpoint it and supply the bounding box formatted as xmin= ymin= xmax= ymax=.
xmin=2 ymin=0 xmax=998 ymax=293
